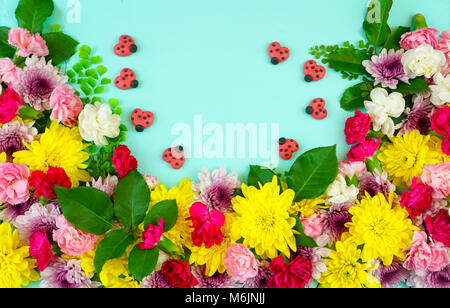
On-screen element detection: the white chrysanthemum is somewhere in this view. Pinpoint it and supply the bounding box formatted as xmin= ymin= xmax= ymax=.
xmin=78 ymin=102 xmax=121 ymax=146
xmin=364 ymin=88 xmax=405 ymax=137
xmin=430 ymin=72 xmax=450 ymax=106
xmin=401 ymin=44 xmax=446 ymax=79
xmin=326 ymin=174 xmax=359 ymax=204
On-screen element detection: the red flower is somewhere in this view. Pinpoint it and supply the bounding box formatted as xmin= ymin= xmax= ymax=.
xmin=29 ymin=167 xmax=72 ymax=199
xmin=442 ymin=135 xmax=450 ymax=156
xmin=161 ymin=259 xmax=198 ymax=288
xmin=187 ymin=202 xmax=225 ymax=249
xmin=400 ymin=178 xmax=433 ymax=220
xmin=425 ymin=209 xmax=450 ymax=247
xmin=431 ymin=105 xmax=450 ymax=136
xmin=344 ymin=110 xmax=372 ymax=145
xmin=0 ymin=88 xmax=22 ymax=124
xmin=268 ymin=255 xmax=313 ymax=288
xmin=112 ymin=145 xmax=138 ymax=178
xmin=29 ymin=229 xmax=55 ymax=271
xmin=139 ymin=218 xmax=164 ymax=250
xmin=347 ymin=138 xmax=381 ymax=162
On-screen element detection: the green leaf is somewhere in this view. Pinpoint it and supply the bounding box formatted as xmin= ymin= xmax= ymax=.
xmin=363 ymin=0 xmax=393 ymax=46
xmin=144 ymin=200 xmax=178 ymax=232
xmin=327 ymin=48 xmax=371 ymax=75
xmin=109 ymin=98 xmax=120 ymax=109
xmin=101 ymin=78 xmax=112 ymax=85
xmin=17 ymin=104 xmax=43 ymax=120
xmin=396 ymin=78 xmax=430 ymax=95
xmin=157 ymin=236 xmax=183 ymax=257
xmin=384 ymin=26 xmax=411 ymax=50
xmin=87 ymin=77 xmax=97 ymax=88
xmin=340 ymin=82 xmax=366 ymax=111
xmin=42 ymin=32 xmax=79 ymax=65
xmin=79 ymin=45 xmax=92 ymax=55
xmin=287 ymin=145 xmax=338 ymax=202
xmin=413 ymin=14 xmax=428 ymax=31
xmin=80 ymin=59 xmax=90 ymax=69
xmin=0 ymin=27 xmax=16 ymax=58
xmin=128 ymin=245 xmax=159 ymax=281
xmin=15 ymin=0 xmax=54 ymax=33
xmin=94 ymin=229 xmax=134 ymax=274
xmin=114 ymin=169 xmax=151 ymax=229
xmin=94 ymin=86 xmax=105 ymax=94
xmin=292 ymin=216 xmax=318 ymax=248
xmin=97 ymin=65 xmax=108 ymax=76
xmin=90 ymin=56 xmax=102 ymax=64
xmin=80 ymin=83 xmax=92 ymax=96
xmin=247 ymin=165 xmax=277 ymax=188
xmin=55 ymin=186 xmax=115 ymax=235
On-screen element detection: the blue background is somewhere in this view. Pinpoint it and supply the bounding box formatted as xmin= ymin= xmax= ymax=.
xmin=1 ymin=0 xmax=448 ymax=189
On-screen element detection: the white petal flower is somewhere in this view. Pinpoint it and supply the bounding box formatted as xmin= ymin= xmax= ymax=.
xmin=430 ymin=72 xmax=450 ymax=106
xmin=78 ymin=102 xmax=121 ymax=146
xmin=401 ymin=44 xmax=446 ymax=79
xmin=325 ymin=174 xmax=359 ymax=204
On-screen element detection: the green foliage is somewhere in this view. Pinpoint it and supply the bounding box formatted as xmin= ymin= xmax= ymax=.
xmin=144 ymin=200 xmax=178 ymax=232
xmin=363 ymin=0 xmax=393 ymax=46
xmin=43 ymin=32 xmax=79 ymax=65
xmin=94 ymin=229 xmax=135 ymax=274
xmin=0 ymin=27 xmax=16 ymax=58
xmin=292 ymin=215 xmax=318 ymax=248
xmin=247 ymin=165 xmax=278 ymax=188
xmin=384 ymin=26 xmax=411 ymax=50
xmin=395 ymin=78 xmax=430 ymax=95
xmin=287 ymin=145 xmax=338 ymax=202
xmin=128 ymin=245 xmax=159 ymax=281
xmin=340 ymin=80 xmax=374 ymax=111
xmin=15 ymin=0 xmax=54 ymax=33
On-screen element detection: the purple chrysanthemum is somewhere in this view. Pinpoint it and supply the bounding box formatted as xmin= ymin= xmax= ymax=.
xmin=40 ymin=258 xmax=100 ymax=288
xmin=13 ymin=202 xmax=61 ymax=243
xmin=320 ymin=203 xmax=353 ymax=242
xmin=191 ymin=265 xmax=238 ymax=288
xmin=396 ymin=94 xmax=434 ymax=135
xmin=244 ymin=261 xmax=273 ymax=288
xmin=193 ymin=167 xmax=241 ymax=213
xmin=140 ymin=271 xmax=174 ymax=288
xmin=0 ymin=196 xmax=36 ymax=223
xmin=408 ymin=266 xmax=450 ymax=288
xmin=358 ymin=169 xmax=396 ymax=199
xmin=14 ymin=55 xmax=68 ymax=111
xmin=362 ymin=48 xmax=410 ymax=89
xmin=0 ymin=120 xmax=37 ymax=156
xmin=374 ymin=262 xmax=409 ymax=288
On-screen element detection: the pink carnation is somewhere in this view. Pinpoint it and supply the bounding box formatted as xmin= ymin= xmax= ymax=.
xmin=0 ymin=58 xmax=18 ymax=87
xmin=438 ymin=30 xmax=450 ymax=68
xmin=400 ymin=178 xmax=433 ymax=220
xmin=301 ymin=214 xmax=322 ymax=239
xmin=347 ymin=138 xmax=381 ymax=162
xmin=8 ymin=28 xmax=49 ymax=58
xmin=49 ymin=85 xmax=83 ymax=127
xmin=0 ymin=162 xmax=29 ymax=205
xmin=404 ymin=231 xmax=449 ymax=274
xmin=268 ymin=255 xmax=312 ymax=288
xmin=187 ymin=202 xmax=225 ymax=249
xmin=420 ymin=162 xmax=450 ymax=199
xmin=338 ymin=161 xmax=367 ymax=178
xmin=29 ymin=229 xmax=55 ymax=271
xmin=0 ymin=88 xmax=23 ymax=124
xmin=112 ymin=145 xmax=138 ymax=179
xmin=139 ymin=218 xmax=164 ymax=250
xmin=400 ymin=28 xmax=440 ymax=50
xmin=224 ymin=243 xmax=259 ymax=283
xmin=425 ymin=209 xmax=450 ymax=247
xmin=431 ymin=105 xmax=450 ymax=136
xmin=53 ymin=215 xmax=97 ymax=256
xmin=344 ymin=110 xmax=372 ymax=144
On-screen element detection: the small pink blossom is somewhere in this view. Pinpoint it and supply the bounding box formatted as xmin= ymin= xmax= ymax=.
xmin=438 ymin=30 xmax=450 ymax=68
xmin=0 ymin=87 xmax=23 ymax=124
xmin=400 ymin=28 xmax=440 ymax=50
xmin=8 ymin=28 xmax=49 ymax=58
xmin=347 ymin=138 xmax=381 ymax=162
xmin=53 ymin=215 xmax=97 ymax=256
xmin=139 ymin=218 xmax=164 ymax=250
xmin=0 ymin=58 xmax=18 ymax=87
xmin=0 ymin=162 xmax=29 ymax=205
xmin=420 ymin=162 xmax=450 ymax=199
xmin=224 ymin=243 xmax=259 ymax=283
xmin=49 ymin=85 xmax=84 ymax=127
xmin=301 ymin=214 xmax=322 ymax=239
xmin=338 ymin=161 xmax=367 ymax=178
xmin=29 ymin=229 xmax=55 ymax=271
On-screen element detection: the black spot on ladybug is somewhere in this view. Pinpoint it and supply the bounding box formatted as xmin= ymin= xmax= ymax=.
xmin=306 ymin=106 xmax=313 ymax=114
xmin=131 ymin=80 xmax=139 ymax=88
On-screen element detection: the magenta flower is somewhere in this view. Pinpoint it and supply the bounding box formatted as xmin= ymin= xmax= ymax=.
xmin=400 ymin=178 xmax=433 ymax=220
xmin=362 ymin=49 xmax=409 ymax=89
xmin=347 ymin=138 xmax=381 ymax=162
xmin=139 ymin=218 xmax=164 ymax=250
xmin=29 ymin=229 xmax=55 ymax=271
xmin=344 ymin=110 xmax=372 ymax=145
xmin=187 ymin=202 xmax=225 ymax=249
xmin=0 ymin=88 xmax=23 ymax=124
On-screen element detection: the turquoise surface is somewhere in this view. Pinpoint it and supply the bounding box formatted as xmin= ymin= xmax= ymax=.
xmin=0 ymin=0 xmax=448 ymax=189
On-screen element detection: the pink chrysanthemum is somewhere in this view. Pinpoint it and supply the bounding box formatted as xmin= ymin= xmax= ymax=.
xmin=362 ymin=49 xmax=410 ymax=89
xmin=86 ymin=174 xmax=119 ymax=197
xmin=14 ymin=56 xmax=68 ymax=111
xmin=358 ymin=169 xmax=396 ymax=199
xmin=140 ymin=271 xmax=174 ymax=288
xmin=192 ymin=167 xmax=240 ymax=213
xmin=191 ymin=265 xmax=239 ymax=288
xmin=396 ymin=94 xmax=433 ymax=135
xmin=40 ymin=257 xmax=100 ymax=288
xmin=0 ymin=120 xmax=38 ymax=156
xmin=320 ymin=203 xmax=353 ymax=242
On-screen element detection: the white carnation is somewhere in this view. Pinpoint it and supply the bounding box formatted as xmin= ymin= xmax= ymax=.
xmin=325 ymin=174 xmax=359 ymax=204
xmin=364 ymin=88 xmax=405 ymax=137
xmin=401 ymin=44 xmax=446 ymax=79
xmin=430 ymin=72 xmax=450 ymax=106
xmin=78 ymin=102 xmax=121 ymax=146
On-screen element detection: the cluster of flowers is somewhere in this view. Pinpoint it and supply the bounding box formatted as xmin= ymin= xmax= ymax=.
xmin=0 ymin=26 xmax=449 ymax=290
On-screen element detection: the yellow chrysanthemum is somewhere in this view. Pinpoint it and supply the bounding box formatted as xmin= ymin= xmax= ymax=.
xmin=231 ymin=176 xmax=297 ymax=259
xmin=0 ymin=152 xmax=6 ymax=162
xmin=147 ymin=178 xmax=196 ymax=250
xmin=344 ymin=191 xmax=418 ymax=266
xmin=0 ymin=222 xmax=39 ymax=288
xmin=13 ymin=121 xmax=90 ymax=187
xmin=100 ymin=257 xmax=139 ymax=288
xmin=378 ymin=130 xmax=440 ymax=186
xmin=319 ymin=239 xmax=381 ymax=288
xmin=189 ymin=213 xmax=238 ymax=276
xmin=290 ymin=195 xmax=328 ymax=217
xmin=428 ymin=135 xmax=450 ymax=162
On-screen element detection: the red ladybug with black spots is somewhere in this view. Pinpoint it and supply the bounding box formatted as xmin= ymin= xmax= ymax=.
xmin=115 ymin=68 xmax=139 ymax=90
xmin=114 ymin=35 xmax=138 ymax=57
xmin=163 ymin=146 xmax=185 ymax=170
xmin=279 ymin=138 xmax=299 ymax=160
xmin=306 ymin=98 xmax=328 ymax=120
xmin=268 ymin=42 xmax=290 ymax=65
